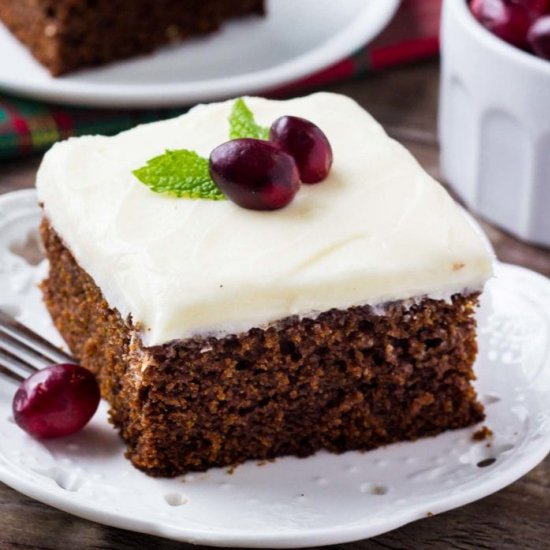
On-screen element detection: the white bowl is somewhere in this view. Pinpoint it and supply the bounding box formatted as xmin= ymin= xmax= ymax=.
xmin=439 ymin=0 xmax=550 ymax=247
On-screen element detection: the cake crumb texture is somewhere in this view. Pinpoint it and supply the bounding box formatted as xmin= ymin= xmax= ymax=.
xmin=40 ymin=219 xmax=485 ymax=477
xmin=472 ymin=425 xmax=493 ymax=441
xmin=0 ymin=0 xmax=265 ymax=75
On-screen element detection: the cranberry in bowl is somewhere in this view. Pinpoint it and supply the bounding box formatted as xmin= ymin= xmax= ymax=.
xmin=439 ymin=0 xmax=550 ymax=247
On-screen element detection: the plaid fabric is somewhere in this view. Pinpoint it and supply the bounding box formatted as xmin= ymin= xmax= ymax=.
xmin=0 ymin=0 xmax=441 ymax=161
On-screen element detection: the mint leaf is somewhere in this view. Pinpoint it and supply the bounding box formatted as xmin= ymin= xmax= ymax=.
xmin=133 ymin=149 xmax=225 ymax=200
xmin=229 ymin=98 xmax=269 ymax=140
xmin=133 ymin=99 xmax=269 ymax=201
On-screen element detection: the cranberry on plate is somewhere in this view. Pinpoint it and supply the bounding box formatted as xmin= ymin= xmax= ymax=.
xmin=12 ymin=363 xmax=100 ymax=439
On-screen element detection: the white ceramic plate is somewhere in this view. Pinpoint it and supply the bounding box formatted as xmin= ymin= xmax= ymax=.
xmin=0 ymin=189 xmax=549 ymax=548
xmin=0 ymin=0 xmax=400 ymax=108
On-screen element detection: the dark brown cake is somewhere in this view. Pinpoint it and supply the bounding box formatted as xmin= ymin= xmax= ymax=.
xmin=40 ymin=219 xmax=485 ymax=478
xmin=0 ymin=0 xmax=265 ymax=75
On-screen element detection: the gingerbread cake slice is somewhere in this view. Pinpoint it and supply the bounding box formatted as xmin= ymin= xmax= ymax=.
xmin=0 ymin=0 xmax=265 ymax=75
xmin=36 ymin=93 xmax=493 ymax=477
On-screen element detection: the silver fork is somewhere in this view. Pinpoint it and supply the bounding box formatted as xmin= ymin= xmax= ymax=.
xmin=0 ymin=309 xmax=75 ymax=384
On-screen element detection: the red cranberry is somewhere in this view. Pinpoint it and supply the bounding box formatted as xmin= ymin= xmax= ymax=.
xmin=269 ymin=116 xmax=333 ymax=184
xmin=12 ymin=363 xmax=100 ymax=439
xmin=470 ymin=0 xmax=535 ymax=47
xmin=209 ymin=138 xmax=300 ymax=210
xmin=528 ymin=15 xmax=550 ymax=58
xmin=512 ymin=0 xmax=550 ymax=17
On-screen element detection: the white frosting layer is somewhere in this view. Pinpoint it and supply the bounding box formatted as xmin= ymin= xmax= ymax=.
xmin=36 ymin=93 xmax=493 ymax=346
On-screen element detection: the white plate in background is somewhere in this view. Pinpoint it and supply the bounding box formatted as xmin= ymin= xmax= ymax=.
xmin=0 ymin=0 xmax=400 ymax=108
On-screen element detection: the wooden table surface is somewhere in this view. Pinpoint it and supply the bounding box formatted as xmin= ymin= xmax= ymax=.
xmin=0 ymin=61 xmax=549 ymax=550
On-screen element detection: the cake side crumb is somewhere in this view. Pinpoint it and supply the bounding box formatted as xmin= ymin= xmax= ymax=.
xmin=472 ymin=425 xmax=493 ymax=441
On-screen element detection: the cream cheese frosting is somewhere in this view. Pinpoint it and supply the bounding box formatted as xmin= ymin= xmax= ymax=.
xmin=36 ymin=93 xmax=493 ymax=346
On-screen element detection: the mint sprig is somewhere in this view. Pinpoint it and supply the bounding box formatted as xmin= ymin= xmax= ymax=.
xmin=133 ymin=98 xmax=268 ymax=200
xmin=229 ymin=98 xmax=269 ymax=140
xmin=132 ymin=149 xmax=225 ymax=200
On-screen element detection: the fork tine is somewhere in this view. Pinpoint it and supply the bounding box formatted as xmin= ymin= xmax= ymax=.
xmin=0 ymin=344 xmax=39 ymax=374
xmin=0 ymin=361 xmax=24 ymax=383
xmin=0 ymin=309 xmax=74 ymax=364
xmin=0 ymin=328 xmax=58 ymax=368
